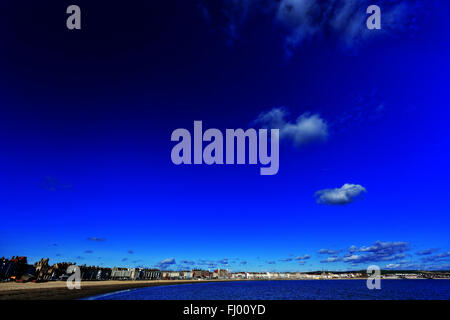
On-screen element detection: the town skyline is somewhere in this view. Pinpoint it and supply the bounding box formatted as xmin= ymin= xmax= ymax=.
xmin=4 ymin=239 xmax=450 ymax=273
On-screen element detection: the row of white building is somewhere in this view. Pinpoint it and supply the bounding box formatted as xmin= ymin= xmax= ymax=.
xmin=232 ymin=272 xmax=363 ymax=280
xmin=109 ymin=267 xmax=364 ymax=281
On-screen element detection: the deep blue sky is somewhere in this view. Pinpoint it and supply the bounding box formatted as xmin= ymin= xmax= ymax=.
xmin=1 ymin=1 xmax=449 ymax=271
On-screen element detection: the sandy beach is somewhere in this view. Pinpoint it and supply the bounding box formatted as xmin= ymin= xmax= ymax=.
xmin=0 ymin=280 xmax=231 ymax=300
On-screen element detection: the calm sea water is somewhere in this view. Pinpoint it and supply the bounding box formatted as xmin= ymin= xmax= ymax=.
xmin=86 ymin=280 xmax=450 ymax=300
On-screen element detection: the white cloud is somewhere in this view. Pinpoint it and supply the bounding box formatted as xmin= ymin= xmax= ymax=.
xmin=357 ymin=241 xmax=408 ymax=253
xmin=343 ymin=254 xmax=361 ymax=262
xmin=321 ymin=256 xmax=342 ymax=263
xmin=314 ymin=183 xmax=366 ymax=205
xmin=318 ymin=249 xmax=339 ymax=255
xmin=159 ymin=258 xmax=176 ymax=264
xmin=254 ymin=108 xmax=328 ymax=147
xmin=343 ymin=241 xmax=410 ymax=264
xmin=156 ymin=257 xmax=176 ymax=269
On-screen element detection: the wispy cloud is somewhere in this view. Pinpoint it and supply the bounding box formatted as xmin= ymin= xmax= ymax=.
xmin=314 ymin=241 xmax=449 ymax=270
xmin=87 ymin=237 xmax=106 ymax=242
xmin=318 ymin=249 xmax=340 ymax=255
xmin=199 ymin=0 xmax=420 ymax=53
xmin=197 ymin=259 xmax=218 ymax=269
xmin=320 ymin=256 xmax=342 ymax=263
xmin=156 ymin=258 xmax=177 ymax=269
xmin=314 ymin=183 xmax=366 ymax=205
xmin=343 ymin=241 xmax=409 ymax=264
xmin=295 ymin=254 xmax=311 ymax=261
xmin=421 ymin=252 xmax=450 ymax=263
xmin=218 ymin=258 xmax=229 ymax=265
xmin=275 ymin=0 xmax=415 ymax=52
xmin=279 ymin=258 xmax=293 ymax=262
xmin=416 ymin=248 xmax=438 ymax=256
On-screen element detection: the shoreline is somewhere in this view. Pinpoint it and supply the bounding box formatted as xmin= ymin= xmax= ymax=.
xmin=1 ymin=278 xmax=447 ymax=300
xmin=0 ymin=280 xmax=233 ymax=300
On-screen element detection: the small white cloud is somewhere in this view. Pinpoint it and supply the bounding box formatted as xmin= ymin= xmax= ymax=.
xmin=318 ymin=249 xmax=339 ymax=255
xmin=315 ymin=183 xmax=366 ymax=205
xmin=283 ymin=113 xmax=328 ymax=146
xmin=320 ymin=256 xmax=342 ymax=263
xmin=343 ymin=254 xmax=361 ymax=262
xmin=155 ymin=257 xmax=177 ymax=270
xmin=159 ymin=258 xmax=176 ymax=264
xmin=295 ymin=254 xmax=311 ymax=261
xmin=254 ymin=108 xmax=328 ymax=147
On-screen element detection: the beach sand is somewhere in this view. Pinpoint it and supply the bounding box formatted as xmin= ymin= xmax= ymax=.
xmin=0 ymin=280 xmax=229 ymax=300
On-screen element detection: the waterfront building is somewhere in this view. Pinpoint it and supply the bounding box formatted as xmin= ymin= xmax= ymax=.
xmin=231 ymin=272 xmax=246 ymax=279
xmin=111 ymin=267 xmax=140 ymax=280
xmin=192 ymin=269 xmax=212 ymax=279
xmin=138 ymin=268 xmax=161 ymax=280
xmin=179 ymin=270 xmax=192 ymax=279
xmin=213 ymin=269 xmax=229 ymax=279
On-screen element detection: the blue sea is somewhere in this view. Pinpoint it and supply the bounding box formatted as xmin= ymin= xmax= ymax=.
xmin=86 ymin=280 xmax=450 ymax=300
